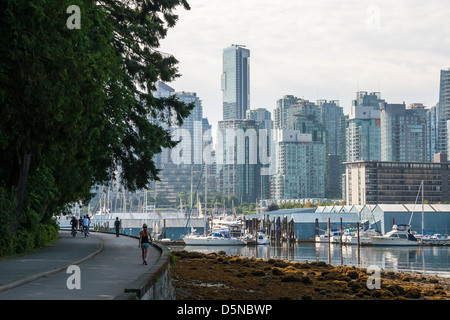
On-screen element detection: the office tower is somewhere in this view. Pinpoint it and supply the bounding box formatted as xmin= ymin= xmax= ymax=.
xmin=317 ymin=100 xmax=344 ymax=198
xmin=171 ymin=91 xmax=203 ymax=165
xmin=151 ymin=82 xmax=204 ymax=205
xmin=152 ymin=81 xmax=176 ymax=167
xmin=246 ymin=108 xmax=274 ymax=200
xmin=221 ymin=44 xmax=250 ymax=120
xmin=380 ymin=102 xmax=428 ymax=163
xmin=345 ymin=105 xmax=381 ymax=162
xmin=216 ymin=119 xmax=261 ymax=204
xmin=317 ymin=100 xmax=343 ymax=156
xmin=345 ymin=157 xmax=449 ymax=205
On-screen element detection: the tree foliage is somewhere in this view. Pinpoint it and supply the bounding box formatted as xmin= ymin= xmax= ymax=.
xmin=0 ymin=0 xmax=192 ymax=254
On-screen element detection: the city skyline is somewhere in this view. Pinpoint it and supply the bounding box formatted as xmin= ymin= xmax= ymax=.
xmin=159 ymin=0 xmax=450 ymax=130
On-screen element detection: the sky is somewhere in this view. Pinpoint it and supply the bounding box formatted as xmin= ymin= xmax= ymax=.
xmin=159 ymin=0 xmax=450 ymax=129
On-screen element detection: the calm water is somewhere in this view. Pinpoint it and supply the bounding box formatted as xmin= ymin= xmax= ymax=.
xmin=174 ymin=243 xmax=450 ymax=278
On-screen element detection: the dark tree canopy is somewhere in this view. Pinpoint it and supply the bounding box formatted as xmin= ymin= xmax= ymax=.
xmin=0 ymin=0 xmax=193 ymax=250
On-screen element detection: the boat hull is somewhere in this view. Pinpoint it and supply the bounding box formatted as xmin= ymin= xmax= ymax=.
xmin=370 ymin=236 xmax=418 ymax=246
xmin=345 ymin=236 xmax=373 ymax=245
xmin=420 ymin=239 xmax=450 ymax=245
xmin=183 ymin=236 xmax=246 ymax=246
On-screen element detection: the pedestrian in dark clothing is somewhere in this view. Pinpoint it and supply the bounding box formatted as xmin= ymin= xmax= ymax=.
xmin=114 ymin=217 xmax=121 ymax=237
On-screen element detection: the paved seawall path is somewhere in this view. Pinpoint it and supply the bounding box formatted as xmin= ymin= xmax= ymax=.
xmin=0 ymin=231 xmax=160 ymax=300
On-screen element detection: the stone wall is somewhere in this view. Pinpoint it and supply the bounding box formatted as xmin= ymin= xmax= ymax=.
xmin=113 ymin=236 xmax=175 ymax=300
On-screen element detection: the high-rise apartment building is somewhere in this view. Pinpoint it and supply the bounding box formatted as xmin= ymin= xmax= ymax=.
xmin=428 ymin=103 xmax=447 ymax=160
xmin=345 ymin=105 xmax=381 ymax=162
xmin=274 ymin=95 xmax=299 ymax=129
xmin=380 ymin=102 xmax=428 ymax=163
xmin=272 ymin=130 xmax=325 ymax=200
xmin=344 ymin=91 xmax=384 ymax=163
xmin=352 ymin=91 xmax=385 ymax=109
xmin=438 ymin=69 xmax=450 ymax=155
xmin=221 ymin=44 xmax=250 ymax=120
xmin=439 ymin=69 xmax=450 ymax=122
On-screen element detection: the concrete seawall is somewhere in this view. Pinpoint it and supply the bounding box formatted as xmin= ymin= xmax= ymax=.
xmin=107 ymin=233 xmax=175 ymax=300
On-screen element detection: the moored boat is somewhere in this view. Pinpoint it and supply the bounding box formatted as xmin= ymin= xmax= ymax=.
xmin=420 ymin=233 xmax=450 ymax=245
xmin=315 ymin=229 xmax=341 ymax=243
xmin=256 ymin=231 xmax=270 ymax=245
xmin=343 ymin=227 xmax=381 ymax=245
xmin=182 ymin=229 xmax=246 ymax=246
xmin=370 ymin=224 xmax=418 ymax=246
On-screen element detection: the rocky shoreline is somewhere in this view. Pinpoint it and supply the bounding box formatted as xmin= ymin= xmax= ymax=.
xmin=170 ymin=250 xmax=449 ymax=300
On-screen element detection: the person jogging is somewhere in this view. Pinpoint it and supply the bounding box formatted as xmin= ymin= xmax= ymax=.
xmin=138 ymin=224 xmax=152 ymax=265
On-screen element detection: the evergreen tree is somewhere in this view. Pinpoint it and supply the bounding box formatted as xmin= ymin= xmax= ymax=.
xmin=0 ymin=0 xmax=192 ymax=246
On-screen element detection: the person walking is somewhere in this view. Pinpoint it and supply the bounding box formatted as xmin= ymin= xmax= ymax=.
xmin=138 ymin=224 xmax=152 ymax=265
xmin=114 ymin=217 xmax=121 ymax=237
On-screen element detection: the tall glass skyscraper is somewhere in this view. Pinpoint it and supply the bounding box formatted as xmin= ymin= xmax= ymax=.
xmin=216 ymin=119 xmax=261 ymax=204
xmin=221 ymin=44 xmax=250 ymax=120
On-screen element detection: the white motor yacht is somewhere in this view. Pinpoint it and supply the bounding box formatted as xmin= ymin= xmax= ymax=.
xmin=315 ymin=229 xmax=341 ymax=243
xmin=343 ymin=227 xmax=381 ymax=245
xmin=182 ymin=227 xmax=247 ymax=246
xmin=370 ymin=224 xmax=418 ymax=246
xmin=256 ymin=231 xmax=270 ymax=245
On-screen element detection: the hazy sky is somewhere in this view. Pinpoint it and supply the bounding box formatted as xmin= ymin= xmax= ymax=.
xmin=159 ymin=0 xmax=450 ymax=128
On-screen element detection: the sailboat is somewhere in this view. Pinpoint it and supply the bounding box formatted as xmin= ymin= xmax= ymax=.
xmin=182 ymin=200 xmax=246 ymax=246
xmin=371 ymin=181 xmax=424 ymax=246
xmin=412 ymin=181 xmax=450 ymax=245
xmin=182 ymin=167 xmax=246 ymax=246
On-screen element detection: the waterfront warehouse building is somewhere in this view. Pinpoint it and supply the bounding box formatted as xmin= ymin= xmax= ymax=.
xmin=361 ymin=204 xmax=450 ymax=236
xmin=248 ymin=203 xmax=450 ymax=240
xmin=248 ymin=207 xmax=360 ymax=241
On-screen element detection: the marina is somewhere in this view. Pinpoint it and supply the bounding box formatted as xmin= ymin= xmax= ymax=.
xmin=174 ymin=241 xmax=450 ymax=278
xmin=57 ymin=201 xmax=450 ymax=278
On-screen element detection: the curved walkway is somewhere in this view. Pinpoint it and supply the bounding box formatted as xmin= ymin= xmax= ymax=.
xmin=0 ymin=231 xmax=160 ymax=300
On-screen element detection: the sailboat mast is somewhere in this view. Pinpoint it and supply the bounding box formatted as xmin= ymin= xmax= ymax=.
xmin=205 ymin=164 xmax=207 ymax=217
xmin=421 ymin=180 xmax=424 ymax=235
